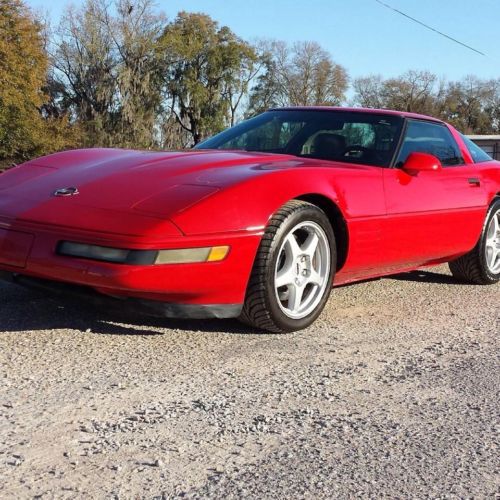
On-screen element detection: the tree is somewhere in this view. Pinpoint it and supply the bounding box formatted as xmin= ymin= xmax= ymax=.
xmin=484 ymin=79 xmax=500 ymax=133
xmin=51 ymin=0 xmax=164 ymax=148
xmin=288 ymin=41 xmax=348 ymax=106
xmin=247 ymin=40 xmax=348 ymax=115
xmin=52 ymin=0 xmax=117 ymax=145
xmin=441 ymin=76 xmax=496 ymax=134
xmin=106 ymin=0 xmax=165 ymax=147
xmin=246 ymin=42 xmax=283 ymax=115
xmin=159 ymin=12 xmax=258 ymax=144
xmin=0 ymin=0 xmax=74 ymax=161
xmin=222 ymin=44 xmax=260 ymax=126
xmin=352 ymin=71 xmax=500 ymax=134
xmin=351 ymin=75 xmax=384 ymax=109
xmin=352 ymin=70 xmax=438 ymax=114
xmin=382 ymin=70 xmax=437 ymax=114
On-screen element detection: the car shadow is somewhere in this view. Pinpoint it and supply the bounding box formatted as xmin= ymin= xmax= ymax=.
xmin=387 ymin=269 xmax=461 ymax=285
xmin=0 ymin=269 xmax=463 ymax=337
xmin=332 ymin=268 xmax=460 ymax=290
xmin=0 ymin=283 xmax=259 ymax=336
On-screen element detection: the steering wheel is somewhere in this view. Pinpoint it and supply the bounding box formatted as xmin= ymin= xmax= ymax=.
xmin=343 ymin=145 xmax=370 ymax=157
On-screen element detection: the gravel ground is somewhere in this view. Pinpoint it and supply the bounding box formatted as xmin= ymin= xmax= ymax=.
xmin=0 ymin=264 xmax=499 ymax=499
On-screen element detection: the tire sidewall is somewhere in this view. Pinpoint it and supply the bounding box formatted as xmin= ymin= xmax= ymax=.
xmin=478 ymin=198 xmax=500 ymax=283
xmin=264 ymin=206 xmax=336 ymax=332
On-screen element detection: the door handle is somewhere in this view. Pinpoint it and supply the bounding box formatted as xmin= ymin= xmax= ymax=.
xmin=468 ymin=178 xmax=481 ymax=187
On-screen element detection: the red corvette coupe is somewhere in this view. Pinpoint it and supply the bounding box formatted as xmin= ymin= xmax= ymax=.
xmin=0 ymin=107 xmax=499 ymax=332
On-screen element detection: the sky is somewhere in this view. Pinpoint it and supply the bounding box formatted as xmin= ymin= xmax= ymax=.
xmin=26 ymin=0 xmax=500 ymax=83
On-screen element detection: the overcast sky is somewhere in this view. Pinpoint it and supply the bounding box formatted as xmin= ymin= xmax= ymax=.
xmin=27 ymin=0 xmax=500 ymax=82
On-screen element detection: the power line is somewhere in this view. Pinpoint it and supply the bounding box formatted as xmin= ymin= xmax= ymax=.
xmin=374 ymin=0 xmax=486 ymax=57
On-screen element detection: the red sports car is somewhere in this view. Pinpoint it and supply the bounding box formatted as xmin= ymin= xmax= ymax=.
xmin=0 ymin=107 xmax=499 ymax=332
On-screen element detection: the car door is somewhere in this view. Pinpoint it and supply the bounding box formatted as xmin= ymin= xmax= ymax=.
xmin=382 ymin=119 xmax=489 ymax=270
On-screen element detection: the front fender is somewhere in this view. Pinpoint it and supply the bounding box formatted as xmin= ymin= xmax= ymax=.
xmin=170 ymin=166 xmax=375 ymax=235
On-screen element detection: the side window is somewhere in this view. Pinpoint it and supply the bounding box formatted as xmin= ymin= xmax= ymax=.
xmin=396 ymin=120 xmax=464 ymax=167
xmin=460 ymin=134 xmax=493 ymax=163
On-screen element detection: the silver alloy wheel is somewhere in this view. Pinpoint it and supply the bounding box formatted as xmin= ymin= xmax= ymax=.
xmin=274 ymin=221 xmax=331 ymax=319
xmin=485 ymin=208 xmax=500 ymax=274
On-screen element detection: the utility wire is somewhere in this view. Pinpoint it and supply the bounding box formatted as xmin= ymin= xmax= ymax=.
xmin=374 ymin=0 xmax=486 ymax=57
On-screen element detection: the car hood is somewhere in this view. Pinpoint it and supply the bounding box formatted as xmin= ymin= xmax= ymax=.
xmin=0 ymin=148 xmax=301 ymax=232
xmin=0 ymin=148 xmax=366 ymax=235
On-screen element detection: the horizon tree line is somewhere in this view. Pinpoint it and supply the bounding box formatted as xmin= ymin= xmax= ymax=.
xmin=1 ymin=0 xmax=499 ymax=165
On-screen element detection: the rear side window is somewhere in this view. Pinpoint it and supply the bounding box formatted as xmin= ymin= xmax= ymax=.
xmin=396 ymin=120 xmax=464 ymax=167
xmin=461 ymin=134 xmax=493 ymax=163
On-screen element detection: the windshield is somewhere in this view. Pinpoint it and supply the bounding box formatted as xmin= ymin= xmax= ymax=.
xmin=195 ymin=110 xmax=404 ymax=167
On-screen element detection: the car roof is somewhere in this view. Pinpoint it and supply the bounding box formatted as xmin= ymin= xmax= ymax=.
xmin=269 ymin=106 xmax=444 ymax=124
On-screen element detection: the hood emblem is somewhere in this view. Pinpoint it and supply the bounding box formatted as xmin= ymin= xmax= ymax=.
xmin=54 ymin=187 xmax=79 ymax=197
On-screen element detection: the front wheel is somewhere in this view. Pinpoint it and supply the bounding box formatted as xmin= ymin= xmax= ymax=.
xmin=449 ymin=198 xmax=500 ymax=284
xmin=240 ymin=200 xmax=336 ymax=333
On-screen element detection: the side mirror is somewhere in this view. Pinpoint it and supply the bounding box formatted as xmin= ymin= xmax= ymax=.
xmin=402 ymin=152 xmax=442 ymax=173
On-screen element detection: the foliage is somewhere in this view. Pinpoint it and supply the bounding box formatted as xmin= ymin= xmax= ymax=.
xmin=1 ymin=0 xmax=499 ymax=164
xmin=0 ymin=0 xmax=76 ymax=161
xmin=52 ymin=0 xmax=164 ymax=148
xmin=247 ymin=40 xmax=348 ymax=116
xmin=159 ymin=12 xmax=258 ymax=144
xmin=352 ymin=72 xmax=500 ymax=134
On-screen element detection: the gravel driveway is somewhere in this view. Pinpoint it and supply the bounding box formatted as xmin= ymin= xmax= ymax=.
xmin=1 ymin=264 xmax=499 ymax=499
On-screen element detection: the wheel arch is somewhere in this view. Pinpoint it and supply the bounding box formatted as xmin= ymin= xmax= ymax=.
xmin=295 ymin=193 xmax=349 ymax=271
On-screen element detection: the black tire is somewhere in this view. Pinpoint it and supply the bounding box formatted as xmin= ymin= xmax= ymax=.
xmin=239 ymin=200 xmax=336 ymax=333
xmin=449 ymin=198 xmax=500 ymax=285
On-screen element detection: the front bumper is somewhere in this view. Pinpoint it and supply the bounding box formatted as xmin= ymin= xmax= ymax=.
xmin=0 ymin=271 xmax=242 ymax=319
xmin=0 ymin=218 xmax=262 ymax=309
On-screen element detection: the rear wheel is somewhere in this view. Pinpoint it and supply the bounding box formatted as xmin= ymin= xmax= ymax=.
xmin=449 ymin=198 xmax=500 ymax=284
xmin=240 ymin=200 xmax=336 ymax=333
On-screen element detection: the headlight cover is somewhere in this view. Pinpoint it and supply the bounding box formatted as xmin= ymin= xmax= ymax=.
xmin=57 ymin=241 xmax=229 ymax=265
